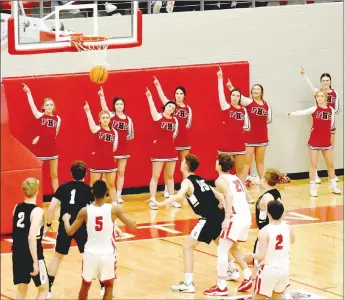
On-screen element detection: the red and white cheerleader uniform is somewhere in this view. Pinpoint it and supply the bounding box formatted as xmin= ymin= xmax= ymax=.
xmin=109 ymin=113 xmax=134 ymax=159
xmin=321 ymin=89 xmax=339 ymax=134
xmin=151 ymin=114 xmax=179 ymax=162
xmin=89 ymin=126 xmax=119 ymax=173
xmin=241 ymin=98 xmax=272 ymax=147
xmin=174 ymin=103 xmax=192 ymax=151
xmin=33 ymin=113 xmax=61 ymax=160
xmin=290 ymin=106 xmax=334 ymax=150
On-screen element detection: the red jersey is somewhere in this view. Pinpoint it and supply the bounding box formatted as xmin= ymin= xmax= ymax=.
xmin=33 ymin=113 xmax=61 ymax=160
xmin=110 ymin=113 xmax=134 ymax=159
xmin=151 ymin=114 xmax=178 ymax=161
xmin=89 ymin=127 xmax=118 ymax=173
xmin=243 ymin=99 xmax=271 ymax=146
xmin=219 ymin=106 xmax=250 ymax=154
xmin=174 ymin=103 xmax=192 ymax=150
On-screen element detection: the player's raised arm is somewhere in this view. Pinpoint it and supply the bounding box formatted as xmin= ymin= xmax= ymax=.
xmin=215 ymin=176 xmax=233 ymax=219
xmin=156 ymin=178 xmax=191 ymax=207
xmin=84 ymin=102 xmax=100 ymax=133
xmin=22 ymin=83 xmax=43 ymax=119
xmin=63 ymin=208 xmax=87 ymax=236
xmin=146 ymin=88 xmax=161 ymax=121
xmin=98 ymin=86 xmax=114 ymax=117
xmin=217 ymin=68 xmax=231 ymax=111
xmin=243 ymin=108 xmax=251 ymax=131
xmin=153 ymin=76 xmax=170 ymax=105
xmin=299 ymin=67 xmax=318 ymax=95
xmin=28 ymin=207 xmax=44 ymax=276
xmin=288 ymin=106 xmax=317 ymax=117
xmin=112 ymin=204 xmax=136 ymax=229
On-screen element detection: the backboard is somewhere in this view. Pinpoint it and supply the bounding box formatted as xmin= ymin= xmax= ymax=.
xmin=7 ymin=0 xmax=142 ymax=55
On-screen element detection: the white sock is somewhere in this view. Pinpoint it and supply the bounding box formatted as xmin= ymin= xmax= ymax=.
xmin=184 ymin=273 xmax=193 ymax=285
xmin=116 ymin=190 xmax=122 ymax=198
xmin=164 ymin=185 xmax=168 ymax=192
xmin=243 ymin=267 xmax=251 ymax=280
xmin=315 ymin=171 xmax=320 ymax=178
xmin=149 ymin=197 xmax=156 ymax=201
xmin=217 ymin=239 xmax=232 ymax=277
xmin=329 ymin=178 xmax=337 ymax=189
xmin=217 ymin=279 xmax=227 ymax=290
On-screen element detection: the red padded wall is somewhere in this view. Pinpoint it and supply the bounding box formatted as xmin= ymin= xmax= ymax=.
xmin=2 ymin=62 xmax=249 ymax=195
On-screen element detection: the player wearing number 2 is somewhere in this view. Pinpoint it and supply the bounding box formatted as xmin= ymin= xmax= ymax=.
xmin=153 ymin=153 xmax=225 ymax=293
xmin=62 ymin=180 xmax=136 ymax=300
xmin=204 ymin=153 xmax=252 ymax=296
xmin=45 ymin=161 xmax=94 ymax=299
xmin=245 ymin=201 xmax=295 ymax=299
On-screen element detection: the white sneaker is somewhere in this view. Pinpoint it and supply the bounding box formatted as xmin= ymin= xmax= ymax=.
xmin=152 ymin=1 xmax=162 ymax=14
xmin=166 ymin=1 xmax=175 ymax=13
xmin=164 ymin=190 xmax=170 ymax=198
xmin=170 ymin=201 xmax=181 ymax=208
xmin=335 ymin=176 xmax=340 ymax=182
xmin=330 ymin=187 xmax=341 ymax=195
xmin=105 ymin=2 xmax=117 ymax=13
xmin=149 ymin=200 xmax=158 ymax=210
xmin=47 ymin=292 xmax=52 ymax=299
xmin=117 ymin=197 xmax=124 ymax=204
xmin=226 ymin=268 xmax=241 ymax=281
xmin=248 ymin=175 xmax=260 ymax=185
xmin=309 ymin=182 xmax=318 ymax=197
xmin=172 ymin=281 xmax=195 ymax=293
xmin=315 ymin=176 xmax=322 ymax=184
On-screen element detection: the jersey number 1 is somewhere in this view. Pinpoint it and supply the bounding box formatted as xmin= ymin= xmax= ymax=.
xmin=275 ymin=234 xmax=283 ymax=250
xmin=69 ymin=189 xmax=76 ymax=204
xmin=95 ymin=216 xmax=103 ymax=231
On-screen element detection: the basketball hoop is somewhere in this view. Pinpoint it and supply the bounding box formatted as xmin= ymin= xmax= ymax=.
xmin=71 ymin=35 xmax=109 ymax=68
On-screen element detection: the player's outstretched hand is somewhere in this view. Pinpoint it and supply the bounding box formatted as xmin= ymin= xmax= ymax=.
xmin=217 ymin=67 xmax=223 ymax=79
xmin=153 ymin=76 xmax=160 ymax=86
xmin=84 ymin=101 xmax=90 ymax=113
xmin=300 ymin=66 xmax=305 ymax=76
xmin=98 ymin=86 xmax=104 ymax=98
xmin=221 ymin=218 xmax=230 ymax=231
xmin=32 ymin=136 xmax=40 ymax=145
xmin=22 ymin=83 xmax=30 ymax=93
xmin=146 ymin=87 xmax=152 ymax=97
xmin=62 ymin=213 xmax=71 ymax=222
xmin=218 ymin=202 xmax=224 ymax=210
xmin=114 ymin=225 xmax=123 ymax=238
xmin=30 ymin=261 xmax=39 ymax=276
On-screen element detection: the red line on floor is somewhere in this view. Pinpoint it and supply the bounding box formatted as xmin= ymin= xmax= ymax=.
xmin=0 ymin=293 xmax=14 ymax=300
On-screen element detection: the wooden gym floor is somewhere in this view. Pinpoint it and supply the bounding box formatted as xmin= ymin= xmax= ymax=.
xmin=1 ymin=178 xmax=343 ymax=299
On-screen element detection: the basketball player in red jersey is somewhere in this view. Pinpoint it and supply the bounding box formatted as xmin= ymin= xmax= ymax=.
xmin=62 ymin=180 xmax=136 ymax=300
xmin=288 ymin=88 xmax=341 ymax=197
xmin=145 ymin=88 xmax=180 ymax=209
xmin=300 ymin=67 xmax=340 ymax=183
xmin=98 ymin=87 xmax=134 ymax=204
xmin=23 ymin=84 xmax=61 ymax=192
xmin=226 ymin=79 xmax=272 ymax=187
xmin=217 ymin=68 xmax=254 ymax=204
xmin=84 ymin=102 xmax=119 ymax=203
xmin=153 ymin=76 xmax=192 ymax=201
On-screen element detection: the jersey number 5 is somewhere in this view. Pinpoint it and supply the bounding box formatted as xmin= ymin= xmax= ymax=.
xmin=275 ymin=234 xmax=283 ymax=250
xmin=95 ymin=216 xmax=103 ymax=231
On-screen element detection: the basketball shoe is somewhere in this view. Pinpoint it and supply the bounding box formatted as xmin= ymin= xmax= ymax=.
xmin=172 ymin=281 xmax=195 ymax=293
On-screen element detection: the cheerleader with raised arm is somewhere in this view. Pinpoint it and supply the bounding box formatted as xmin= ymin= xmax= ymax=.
xmin=145 ymin=88 xmax=180 ymax=210
xmin=153 ymin=76 xmax=192 ymax=199
xmin=22 ymin=83 xmax=61 ymax=192
xmin=99 ymin=87 xmax=134 ymax=204
xmin=300 ymin=67 xmax=340 ymax=183
xmin=288 ymin=88 xmax=341 ymax=197
xmin=84 ymin=102 xmax=119 ymax=203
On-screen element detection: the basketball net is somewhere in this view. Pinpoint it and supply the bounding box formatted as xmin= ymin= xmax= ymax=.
xmin=71 ymin=35 xmax=109 ymax=68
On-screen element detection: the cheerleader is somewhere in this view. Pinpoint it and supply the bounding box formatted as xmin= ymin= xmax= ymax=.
xmin=22 ymin=83 xmax=61 ymax=192
xmin=153 ymin=76 xmax=192 ymax=199
xmin=99 ymin=87 xmax=134 ymax=204
xmin=300 ymin=67 xmax=340 ymax=183
xmin=288 ymin=88 xmax=341 ymax=197
xmin=145 ymin=88 xmax=180 ymax=209
xmin=226 ymin=80 xmax=272 ymax=185
xmin=217 ymin=68 xmax=254 ymax=204
xmin=84 ymin=101 xmax=119 ymax=203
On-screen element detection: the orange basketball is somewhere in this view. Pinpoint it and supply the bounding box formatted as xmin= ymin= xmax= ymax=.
xmin=89 ymin=65 xmax=108 ymax=85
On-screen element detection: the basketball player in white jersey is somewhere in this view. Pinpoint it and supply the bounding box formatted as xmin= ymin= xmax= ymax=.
xmin=204 ymin=153 xmax=252 ymax=296
xmin=62 ymin=180 xmax=136 ymax=300
xmin=245 ymin=201 xmax=295 ymax=299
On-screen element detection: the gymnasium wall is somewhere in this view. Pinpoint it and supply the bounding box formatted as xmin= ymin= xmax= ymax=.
xmin=2 ymin=3 xmax=343 ymax=193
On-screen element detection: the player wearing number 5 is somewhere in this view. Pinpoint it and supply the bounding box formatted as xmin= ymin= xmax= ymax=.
xmin=245 ymin=201 xmax=295 ymax=299
xmin=62 ymin=180 xmax=136 ymax=300
xmin=45 ymin=161 xmax=94 ymax=299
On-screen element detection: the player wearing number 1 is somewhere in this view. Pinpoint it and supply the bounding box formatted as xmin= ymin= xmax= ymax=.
xmin=62 ymin=180 xmax=136 ymax=300
xmin=245 ymin=201 xmax=295 ymax=299
xmin=45 ymin=161 xmax=94 ymax=299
